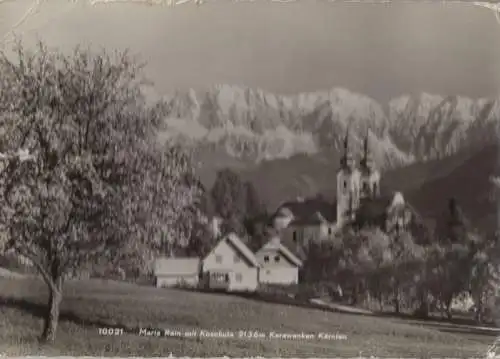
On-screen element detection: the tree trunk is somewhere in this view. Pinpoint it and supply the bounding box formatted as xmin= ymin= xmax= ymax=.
xmin=445 ymin=298 xmax=453 ymax=320
xmin=439 ymin=300 xmax=446 ymax=319
xmin=393 ymin=282 xmax=401 ymax=314
xmin=475 ymin=297 xmax=483 ymax=324
xmin=475 ymin=307 xmax=483 ymax=324
xmin=351 ymin=282 xmax=360 ymax=306
xmin=415 ymin=292 xmax=429 ymax=319
xmin=415 ymin=287 xmax=429 ymax=319
xmin=394 ymin=292 xmax=400 ymax=314
xmin=41 ymin=278 xmax=63 ymax=343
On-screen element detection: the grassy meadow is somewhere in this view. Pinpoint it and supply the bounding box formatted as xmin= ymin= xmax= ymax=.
xmin=0 ymin=277 xmax=497 ymax=358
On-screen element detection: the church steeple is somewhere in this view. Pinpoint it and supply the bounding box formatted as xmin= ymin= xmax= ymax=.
xmin=340 ymin=127 xmax=354 ymax=170
xmin=336 ymin=125 xmax=360 ymax=225
xmin=359 ymin=129 xmax=380 ymax=199
xmin=360 ymin=129 xmax=373 ymax=169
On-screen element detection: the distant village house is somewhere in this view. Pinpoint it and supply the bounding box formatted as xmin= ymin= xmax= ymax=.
xmin=201 ymin=233 xmax=260 ymax=292
xmin=255 ymin=236 xmax=302 ymax=285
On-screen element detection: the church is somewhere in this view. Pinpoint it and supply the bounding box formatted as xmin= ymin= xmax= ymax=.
xmin=271 ymin=130 xmax=424 ymax=250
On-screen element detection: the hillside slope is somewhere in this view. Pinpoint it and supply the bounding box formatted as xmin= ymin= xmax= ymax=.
xmin=406 ymin=145 xmax=500 ymax=233
xmin=233 ymin=147 xmax=478 ymax=211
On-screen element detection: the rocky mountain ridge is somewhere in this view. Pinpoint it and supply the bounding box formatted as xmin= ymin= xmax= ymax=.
xmin=156 ymin=85 xmax=500 ymax=171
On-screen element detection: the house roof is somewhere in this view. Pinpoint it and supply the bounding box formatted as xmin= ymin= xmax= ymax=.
xmin=274 ymin=197 xmax=337 ymax=226
xmin=154 ymin=258 xmax=200 ymax=276
xmin=257 ymin=237 xmax=303 ymax=267
xmin=207 ymin=232 xmax=260 ymax=268
xmin=281 ymin=237 xmax=308 ymax=262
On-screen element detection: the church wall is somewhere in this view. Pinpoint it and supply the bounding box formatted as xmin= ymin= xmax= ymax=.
xmin=281 ymin=224 xmax=332 ymax=247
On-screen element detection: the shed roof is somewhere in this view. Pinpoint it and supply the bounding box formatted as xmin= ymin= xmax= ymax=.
xmin=154 ymin=258 xmax=200 ymax=276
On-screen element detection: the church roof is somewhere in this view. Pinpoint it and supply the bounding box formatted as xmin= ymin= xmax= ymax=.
xmin=355 ymin=191 xmax=411 ymax=225
xmin=275 ymin=197 xmax=337 ymax=225
xmin=356 ymin=196 xmax=393 ymax=223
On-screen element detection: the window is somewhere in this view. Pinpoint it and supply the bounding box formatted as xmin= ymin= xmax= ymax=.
xmin=292 ymin=231 xmax=297 ymax=243
xmin=225 ymin=274 xmax=229 ymax=282
xmin=343 ymin=181 xmax=347 ymax=189
xmin=264 ymin=255 xmax=269 ymax=263
xmin=212 ymin=273 xmax=225 ymax=281
xmin=235 ymin=273 xmax=242 ymax=282
xmin=362 ymin=182 xmax=369 ymax=192
xmin=274 ymin=255 xmax=280 ymax=263
xmin=233 ymin=254 xmax=240 ymax=263
xmin=215 ymin=255 xmax=222 ymax=264
xmin=328 ymin=227 xmax=332 ymax=235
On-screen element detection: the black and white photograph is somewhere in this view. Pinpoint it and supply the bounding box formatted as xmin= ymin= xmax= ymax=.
xmin=1 ymin=0 xmax=500 ymax=357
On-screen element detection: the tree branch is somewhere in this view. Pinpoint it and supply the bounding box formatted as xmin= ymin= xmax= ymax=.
xmin=15 ymin=244 xmax=57 ymax=293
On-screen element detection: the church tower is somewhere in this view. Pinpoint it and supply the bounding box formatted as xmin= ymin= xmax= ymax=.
xmin=336 ymin=129 xmax=361 ymax=225
xmin=359 ymin=130 xmax=380 ymax=200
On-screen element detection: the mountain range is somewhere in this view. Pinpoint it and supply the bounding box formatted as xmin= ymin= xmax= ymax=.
xmin=153 ymin=85 xmax=500 ymax=231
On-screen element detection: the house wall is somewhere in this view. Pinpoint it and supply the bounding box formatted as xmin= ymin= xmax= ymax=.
xmin=203 ymin=239 xmax=258 ymax=292
xmin=256 ymin=249 xmax=299 ymax=285
xmin=259 ymin=267 xmax=298 ymax=285
xmin=156 ymin=274 xmax=199 ymax=288
xmin=228 ymin=268 xmax=259 ymax=292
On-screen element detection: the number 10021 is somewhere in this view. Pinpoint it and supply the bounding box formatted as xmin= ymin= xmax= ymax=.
xmin=98 ymin=328 xmax=124 ymax=336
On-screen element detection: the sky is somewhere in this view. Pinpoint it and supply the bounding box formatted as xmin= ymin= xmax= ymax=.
xmin=1 ymin=0 xmax=500 ymax=103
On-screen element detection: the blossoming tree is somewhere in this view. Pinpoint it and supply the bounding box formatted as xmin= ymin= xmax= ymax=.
xmin=0 ymin=41 xmax=201 ymax=342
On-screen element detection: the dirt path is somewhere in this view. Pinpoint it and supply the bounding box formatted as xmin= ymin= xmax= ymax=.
xmin=309 ymin=298 xmax=500 ymax=334
xmin=309 ymin=298 xmax=374 ymax=315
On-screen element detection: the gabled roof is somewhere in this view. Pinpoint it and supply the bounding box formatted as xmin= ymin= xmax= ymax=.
xmin=257 ymin=237 xmax=303 ymax=267
xmin=205 ymin=232 xmax=260 ymax=268
xmin=154 ymin=258 xmax=200 ymax=276
xmin=279 ymin=236 xmax=308 ymax=262
xmin=290 ymin=211 xmax=329 ymax=226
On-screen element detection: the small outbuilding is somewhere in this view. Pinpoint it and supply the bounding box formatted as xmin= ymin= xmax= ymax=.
xmin=154 ymin=257 xmax=201 ymax=288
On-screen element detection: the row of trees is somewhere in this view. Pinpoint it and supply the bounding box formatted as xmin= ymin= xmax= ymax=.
xmin=184 ymin=168 xmax=270 ymax=256
xmin=303 ymin=199 xmax=500 ymax=324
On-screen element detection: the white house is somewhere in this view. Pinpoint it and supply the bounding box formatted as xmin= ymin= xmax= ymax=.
xmin=201 ymin=232 xmax=260 ymax=292
xmin=154 ymin=258 xmax=201 ymax=288
xmin=256 ymin=236 xmax=303 ymax=285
